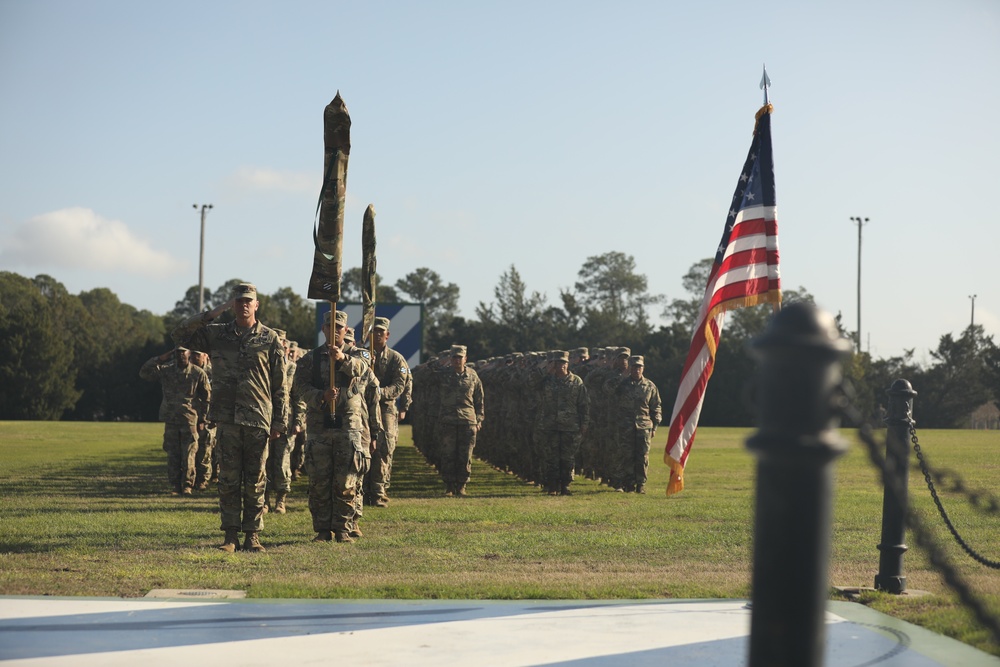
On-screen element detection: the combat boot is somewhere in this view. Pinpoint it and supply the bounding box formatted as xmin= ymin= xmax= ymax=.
xmin=312 ymin=531 xmax=333 ymax=542
xmin=334 ymin=531 xmax=354 ymax=543
xmin=456 ymin=485 xmax=468 ymax=497
xmin=243 ymin=532 xmax=266 ymax=553
xmin=218 ymin=529 xmax=240 ymax=553
xmin=274 ymin=492 xmax=287 ymax=514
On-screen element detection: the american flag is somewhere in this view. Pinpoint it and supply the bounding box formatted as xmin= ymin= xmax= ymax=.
xmin=663 ymin=104 xmax=781 ymax=496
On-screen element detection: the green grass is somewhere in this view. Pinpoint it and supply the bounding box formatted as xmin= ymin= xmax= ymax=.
xmin=1 ymin=421 xmax=998 ymax=655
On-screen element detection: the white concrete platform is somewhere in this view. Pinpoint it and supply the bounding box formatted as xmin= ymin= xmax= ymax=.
xmin=0 ymin=596 xmax=996 ymax=666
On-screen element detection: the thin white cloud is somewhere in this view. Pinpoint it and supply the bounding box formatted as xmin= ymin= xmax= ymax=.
xmin=0 ymin=207 xmax=185 ymax=277
xmin=232 ymin=166 xmax=318 ymax=193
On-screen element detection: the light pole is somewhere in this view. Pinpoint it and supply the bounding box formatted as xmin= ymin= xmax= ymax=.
xmin=969 ymin=294 xmax=977 ymax=327
xmin=850 ymin=216 xmax=869 ymax=350
xmin=194 ymin=203 xmax=213 ymax=312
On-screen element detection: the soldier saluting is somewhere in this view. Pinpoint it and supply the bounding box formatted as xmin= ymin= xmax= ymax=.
xmin=139 ymin=346 xmax=210 ymax=496
xmin=172 ymin=283 xmax=289 ymax=553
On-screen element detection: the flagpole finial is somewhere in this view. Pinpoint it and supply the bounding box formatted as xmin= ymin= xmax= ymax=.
xmin=760 ymin=64 xmax=771 ymax=105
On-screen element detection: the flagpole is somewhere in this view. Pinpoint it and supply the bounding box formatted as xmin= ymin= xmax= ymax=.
xmin=762 ymin=64 xmax=777 ymax=319
xmin=329 ymin=300 xmax=337 ymax=417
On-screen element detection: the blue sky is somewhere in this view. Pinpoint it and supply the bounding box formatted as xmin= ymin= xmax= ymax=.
xmin=1 ymin=0 xmax=997 ymax=360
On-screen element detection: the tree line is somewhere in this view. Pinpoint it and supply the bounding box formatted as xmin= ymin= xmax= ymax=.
xmin=2 ymin=255 xmax=998 ymax=428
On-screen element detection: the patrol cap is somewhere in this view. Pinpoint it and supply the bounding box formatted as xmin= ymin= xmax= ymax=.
xmin=572 ymin=347 xmax=589 ymax=357
xmin=289 ymin=341 xmax=299 ymax=349
xmin=616 ymin=347 xmax=632 ymax=358
xmin=450 ymin=344 xmax=467 ymax=357
xmin=550 ymin=350 xmax=570 ymax=363
xmin=322 ymin=310 xmax=349 ymax=327
xmin=174 ymin=346 xmax=189 ymax=353
xmin=373 ymin=316 xmax=390 ymax=331
xmin=630 ymin=355 xmax=645 ymax=366
xmin=231 ymin=283 xmax=257 ymax=301
xmin=344 ymin=327 xmax=355 ymax=343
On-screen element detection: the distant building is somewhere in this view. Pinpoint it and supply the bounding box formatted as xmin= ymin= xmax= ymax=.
xmin=966 ymin=402 xmax=1000 ymax=429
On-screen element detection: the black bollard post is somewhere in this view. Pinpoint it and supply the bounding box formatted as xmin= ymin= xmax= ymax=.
xmin=874 ymin=379 xmax=917 ymax=594
xmin=746 ymin=302 xmax=852 ymax=667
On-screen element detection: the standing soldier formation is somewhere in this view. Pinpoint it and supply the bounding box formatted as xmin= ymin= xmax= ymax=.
xmin=172 ymin=282 xmax=289 ymax=553
xmin=139 ymin=346 xmax=211 ymax=496
xmin=146 ymin=297 xmax=663 ymax=549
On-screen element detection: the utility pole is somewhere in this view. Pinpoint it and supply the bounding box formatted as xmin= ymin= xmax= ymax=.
xmin=969 ymin=294 xmax=977 ymax=327
xmin=849 ymin=216 xmax=869 ymax=349
xmin=194 ymin=203 xmax=213 ymax=312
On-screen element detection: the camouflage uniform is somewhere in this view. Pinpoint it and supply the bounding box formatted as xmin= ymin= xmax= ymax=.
xmin=533 ymin=351 xmax=590 ymax=494
xmin=368 ymin=317 xmax=410 ymax=505
xmin=342 ymin=329 xmax=381 ymax=524
xmin=190 ymin=353 xmax=217 ymax=487
xmin=608 ymin=355 xmax=662 ymax=493
xmin=264 ymin=331 xmax=304 ymax=514
xmin=287 ymin=342 xmax=308 ymax=480
xmin=172 ymin=286 xmax=289 ymax=541
xmin=295 ymin=344 xmax=378 ymax=542
xmin=437 ymin=345 xmax=485 ymax=496
xmin=139 ymin=351 xmax=210 ymax=494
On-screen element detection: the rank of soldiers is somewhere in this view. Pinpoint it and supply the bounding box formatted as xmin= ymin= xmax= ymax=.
xmin=144 ymin=283 xmax=660 ymax=552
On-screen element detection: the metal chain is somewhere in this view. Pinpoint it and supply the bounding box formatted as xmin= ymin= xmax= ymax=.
xmin=920 ymin=464 xmax=1000 ymax=515
xmin=851 ymin=418 xmax=1000 ymax=646
xmin=908 ymin=425 xmax=1000 ymax=569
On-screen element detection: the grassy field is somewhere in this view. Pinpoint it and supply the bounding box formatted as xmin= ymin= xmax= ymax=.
xmin=0 ymin=421 xmax=997 ymax=655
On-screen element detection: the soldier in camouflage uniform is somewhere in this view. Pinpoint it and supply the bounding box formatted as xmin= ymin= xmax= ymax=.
xmin=367 ymin=316 xmax=410 ymax=507
xmin=597 ymin=348 xmax=631 ymax=487
xmin=438 ymin=344 xmax=484 ymax=496
xmin=287 ymin=341 xmax=308 ymax=480
xmin=263 ymin=330 xmax=304 ymax=515
xmin=189 ymin=350 xmax=216 ymax=489
xmin=342 ymin=325 xmax=380 ymax=530
xmin=139 ymin=347 xmax=210 ymax=495
xmin=172 ymin=283 xmax=289 ymax=553
xmin=533 ymin=350 xmax=590 ymax=495
xmin=294 ymin=310 xmax=379 ymax=542
xmin=608 ymin=355 xmax=662 ymax=493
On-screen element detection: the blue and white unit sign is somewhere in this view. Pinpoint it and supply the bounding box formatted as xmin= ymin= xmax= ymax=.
xmin=315 ymin=302 xmax=423 ymax=369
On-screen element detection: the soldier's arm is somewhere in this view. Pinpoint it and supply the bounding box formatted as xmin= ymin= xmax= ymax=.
xmin=474 ymin=376 xmax=485 ymax=428
xmin=379 ymin=355 xmax=409 ymax=401
xmin=138 ymin=355 xmax=164 ymax=381
xmin=196 ymin=372 xmax=210 ymax=424
xmin=399 ymin=371 xmax=413 ymax=415
xmin=293 ymin=353 xmax=325 ymax=410
xmin=269 ymin=338 xmax=289 ymax=436
xmin=651 ymin=386 xmax=663 ymax=426
xmin=579 ymin=383 xmax=591 ymax=433
xmin=170 ymin=300 xmax=230 ymax=350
